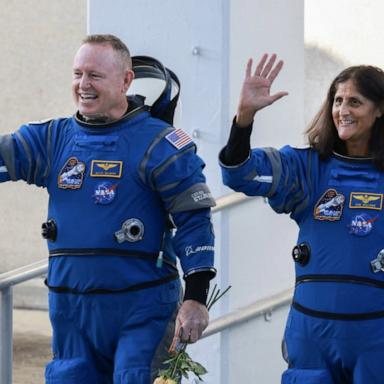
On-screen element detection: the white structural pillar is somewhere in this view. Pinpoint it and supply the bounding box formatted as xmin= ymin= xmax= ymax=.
xmin=87 ymin=1 xmax=304 ymax=382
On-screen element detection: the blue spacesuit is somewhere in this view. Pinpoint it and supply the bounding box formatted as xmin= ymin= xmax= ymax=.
xmin=220 ymin=143 xmax=384 ymax=383
xmin=0 ymin=96 xmax=216 ymax=383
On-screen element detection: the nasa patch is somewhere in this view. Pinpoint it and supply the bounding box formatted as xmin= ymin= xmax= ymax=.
xmin=314 ymin=189 xmax=345 ymax=221
xmin=58 ymin=157 xmax=85 ymax=189
xmin=348 ymin=213 xmax=378 ymax=237
xmin=93 ymin=181 xmax=117 ymax=205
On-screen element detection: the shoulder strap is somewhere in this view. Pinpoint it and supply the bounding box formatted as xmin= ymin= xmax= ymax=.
xmin=131 ymin=56 xmax=180 ymax=125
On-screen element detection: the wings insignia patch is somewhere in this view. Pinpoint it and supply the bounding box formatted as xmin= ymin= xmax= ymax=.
xmin=90 ymin=160 xmax=123 ymax=178
xmin=349 ymin=192 xmax=383 ymax=210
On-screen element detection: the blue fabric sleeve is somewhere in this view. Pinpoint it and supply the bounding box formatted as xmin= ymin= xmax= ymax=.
xmin=220 ymin=145 xmax=312 ymax=219
xmin=0 ymin=134 xmax=16 ymax=182
xmin=0 ymin=155 xmax=11 ymax=182
xmin=145 ymin=135 xmax=216 ymax=277
xmin=171 ymin=208 xmax=215 ymax=278
xmin=0 ymin=121 xmax=52 ymax=187
xmin=149 ymin=142 xmax=216 ymax=213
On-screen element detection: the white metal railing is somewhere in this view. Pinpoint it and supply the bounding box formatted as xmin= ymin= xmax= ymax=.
xmin=202 ymin=287 xmax=293 ymax=339
xmin=0 ymin=259 xmax=48 ymax=384
xmin=0 ymin=192 xmax=292 ymax=384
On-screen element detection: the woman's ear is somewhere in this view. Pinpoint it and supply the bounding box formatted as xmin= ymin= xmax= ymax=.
xmin=377 ymin=101 xmax=384 ymax=118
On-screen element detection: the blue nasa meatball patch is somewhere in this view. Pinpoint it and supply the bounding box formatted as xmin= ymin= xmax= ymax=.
xmin=93 ymin=181 xmax=117 ymax=205
xmin=348 ymin=213 xmax=378 ymax=237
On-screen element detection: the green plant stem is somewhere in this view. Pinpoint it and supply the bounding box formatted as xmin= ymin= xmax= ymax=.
xmin=159 ymin=284 xmax=231 ymax=382
xmin=170 ymin=343 xmax=187 ymax=379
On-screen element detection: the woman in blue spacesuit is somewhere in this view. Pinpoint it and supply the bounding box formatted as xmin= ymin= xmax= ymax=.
xmin=219 ymin=54 xmax=384 ymax=383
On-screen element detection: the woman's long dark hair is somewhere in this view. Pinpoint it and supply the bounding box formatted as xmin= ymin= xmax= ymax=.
xmin=306 ymin=65 xmax=384 ymax=170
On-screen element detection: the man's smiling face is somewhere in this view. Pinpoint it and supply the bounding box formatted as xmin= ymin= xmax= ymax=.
xmin=72 ymin=43 xmax=133 ymax=121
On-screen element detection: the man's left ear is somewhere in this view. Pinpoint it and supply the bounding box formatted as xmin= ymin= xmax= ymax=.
xmin=123 ymin=70 xmax=135 ymax=93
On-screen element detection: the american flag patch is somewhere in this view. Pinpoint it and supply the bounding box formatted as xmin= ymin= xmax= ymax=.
xmin=165 ymin=129 xmax=192 ymax=150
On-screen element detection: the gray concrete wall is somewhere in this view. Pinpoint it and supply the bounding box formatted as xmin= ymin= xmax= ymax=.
xmin=0 ymin=0 xmax=86 ymax=272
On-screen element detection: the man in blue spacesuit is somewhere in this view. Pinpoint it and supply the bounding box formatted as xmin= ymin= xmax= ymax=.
xmin=219 ymin=54 xmax=384 ymax=383
xmin=0 ymin=34 xmax=216 ymax=383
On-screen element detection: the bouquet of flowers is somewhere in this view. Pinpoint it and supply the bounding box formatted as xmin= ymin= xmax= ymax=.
xmin=153 ymin=284 xmax=231 ymax=383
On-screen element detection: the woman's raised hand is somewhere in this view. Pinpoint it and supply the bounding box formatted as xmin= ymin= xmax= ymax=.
xmin=236 ymin=53 xmax=288 ymax=127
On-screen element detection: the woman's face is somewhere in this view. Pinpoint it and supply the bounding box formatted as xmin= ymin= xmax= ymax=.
xmin=332 ymin=79 xmax=382 ymax=156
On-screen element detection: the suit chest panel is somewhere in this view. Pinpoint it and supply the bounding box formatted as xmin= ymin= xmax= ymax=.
xmin=311 ymin=161 xmax=384 ymax=239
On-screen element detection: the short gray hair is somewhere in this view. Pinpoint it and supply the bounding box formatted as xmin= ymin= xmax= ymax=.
xmin=82 ymin=34 xmax=132 ymax=69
